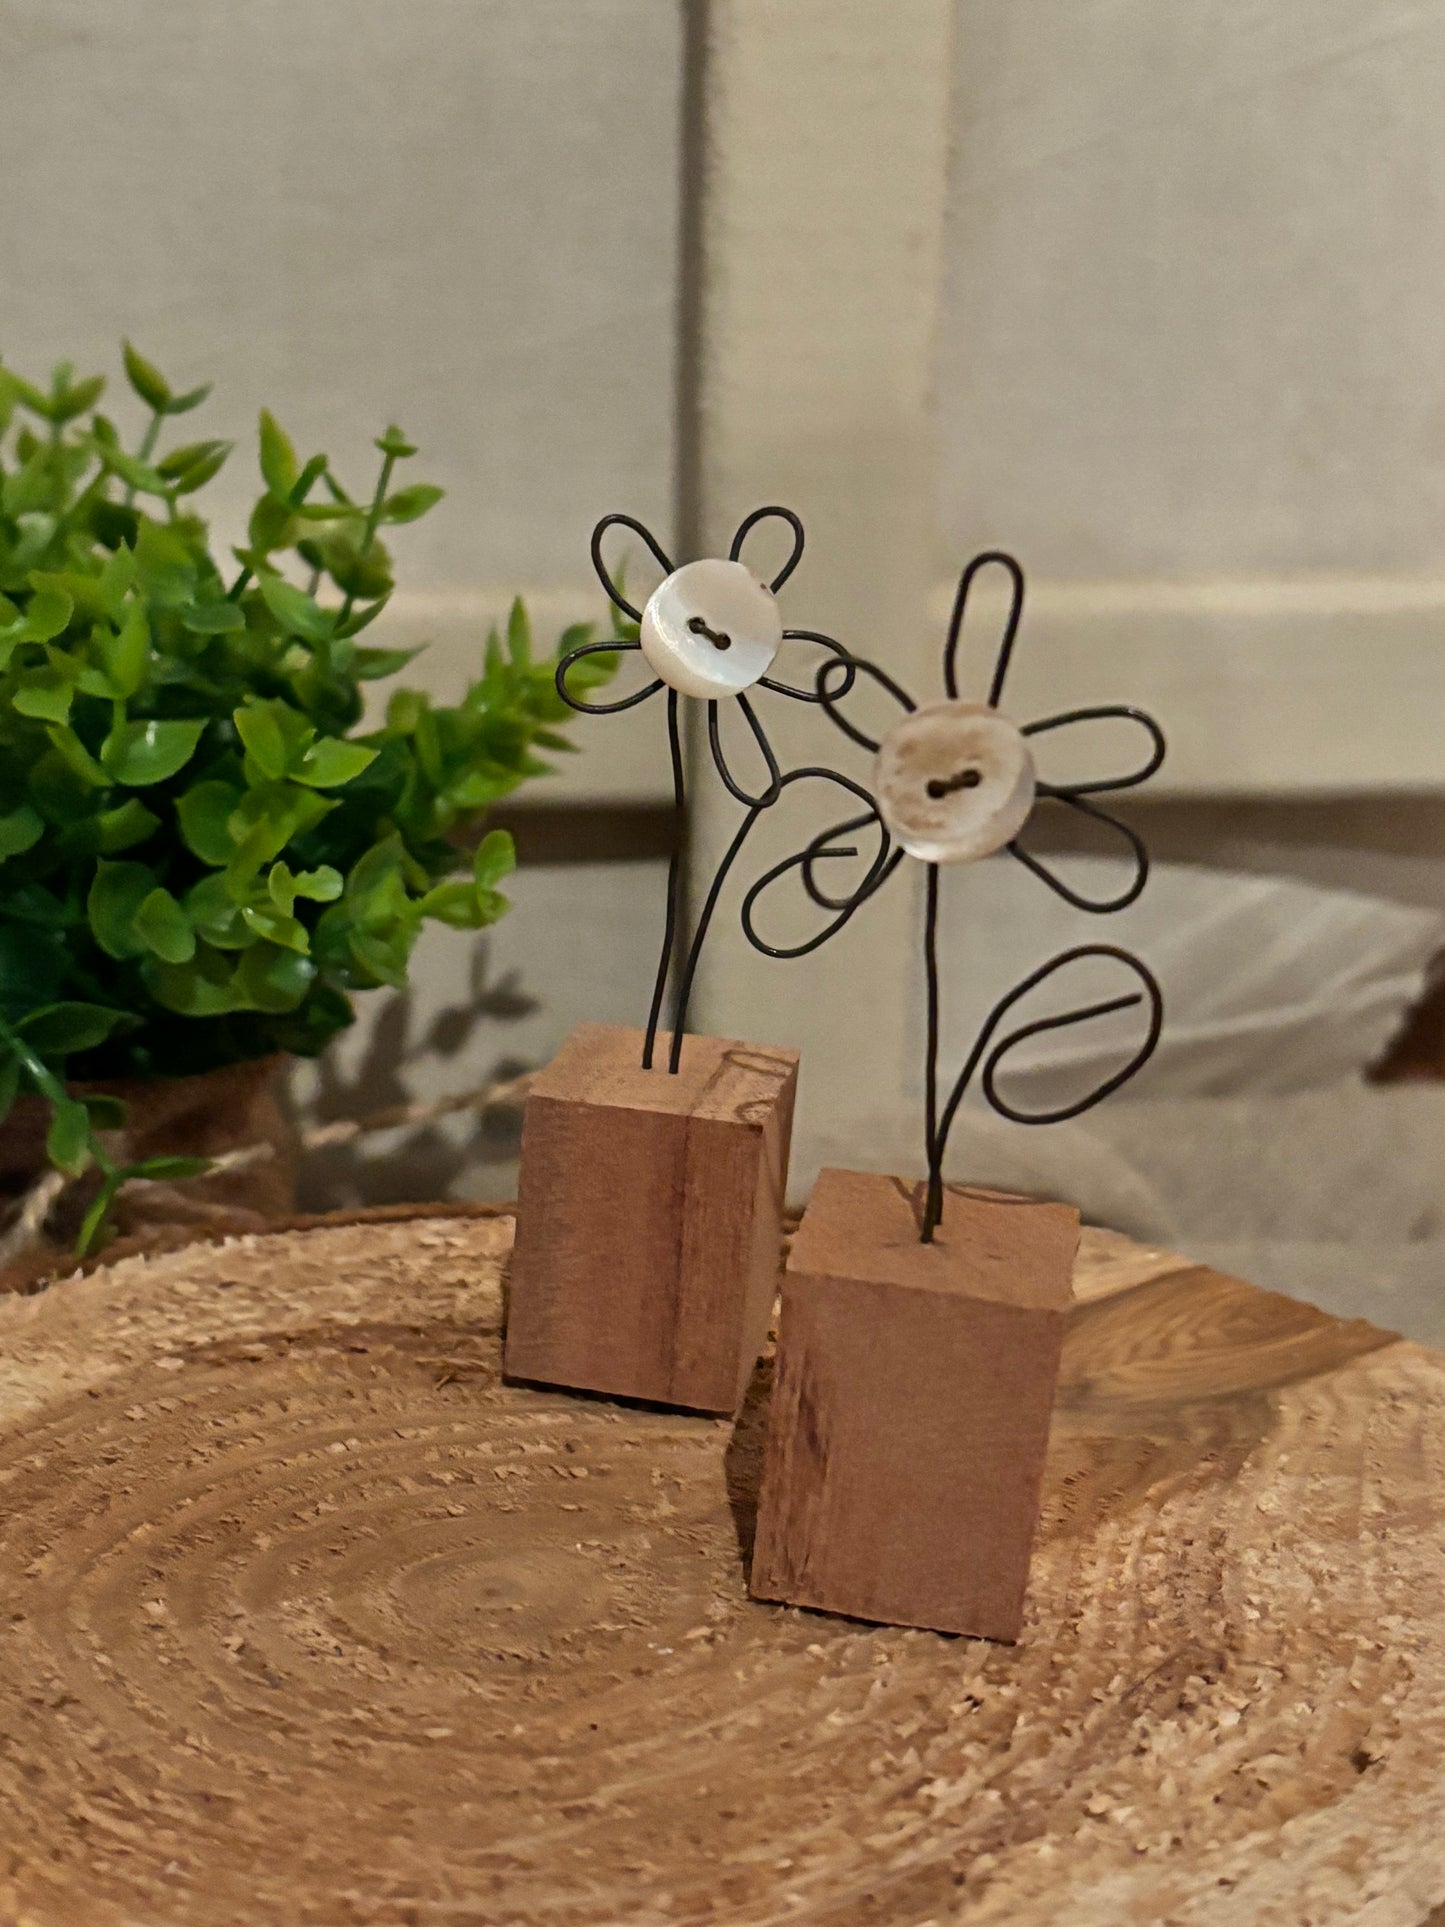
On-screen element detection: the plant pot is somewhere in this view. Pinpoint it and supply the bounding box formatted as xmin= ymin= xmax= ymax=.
xmin=0 ymin=1055 xmax=298 ymax=1242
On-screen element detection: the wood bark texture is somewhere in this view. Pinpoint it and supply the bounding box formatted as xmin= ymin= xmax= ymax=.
xmin=505 ymin=1024 xmax=797 ymax=1412
xmin=1 ymin=1213 xmax=1444 ymax=1925
xmin=750 ymin=1171 xmax=1080 ymax=1640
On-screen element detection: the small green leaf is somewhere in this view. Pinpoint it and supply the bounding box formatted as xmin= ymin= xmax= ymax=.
xmin=124 ymin=1153 xmax=211 ymax=1182
xmin=75 ymin=665 xmax=120 ymax=701
xmin=143 ymin=944 xmax=243 ymax=1016
xmin=102 ymin=602 xmax=149 ymax=698
xmin=135 ymin=886 xmax=195 ymax=964
xmin=180 ymin=599 xmax=245 ymax=635
xmin=156 ymin=437 xmax=218 ymax=479
xmin=46 ymin=1098 xmax=93 ymax=1178
xmin=44 ymin=725 xmax=109 ymax=787
xmin=419 ymin=879 xmax=483 ymax=928
xmin=380 ymin=483 xmax=444 ymax=525
xmin=13 ymin=664 xmax=76 ymax=724
xmin=223 ymin=781 xmax=335 ymax=885
xmin=1 ymin=369 xmax=51 ymax=419
xmin=92 ymin=800 xmax=161 ymax=854
xmin=290 ymin=864 xmax=342 ymax=903
xmin=122 ymin=341 xmax=171 ymax=412
xmin=81 ymin=1093 xmax=127 ymax=1131
xmin=225 ymin=782 xmax=335 ymax=867
xmin=18 ymin=1001 xmax=127 ymax=1056
xmin=51 ymin=373 xmax=106 ymax=424
xmin=21 ymin=582 xmax=73 ymax=642
xmin=233 ymin=701 xmax=288 ymax=780
xmin=335 ymin=595 xmax=392 ymax=640
xmin=0 ymin=804 xmax=44 ymax=859
xmin=241 ymin=903 xmax=309 ymax=951
xmin=168 ymin=442 xmax=230 ymax=491
xmin=101 ymin=717 xmax=206 ymax=786
xmin=100 ymin=445 xmax=170 ymax=496
xmin=76 ymin=1172 xmax=122 ymax=1257
xmin=176 ymin=781 xmax=242 ymax=863
xmin=266 ymin=860 xmax=296 ymax=914
xmin=182 ymin=873 xmax=248 ymax=948
xmin=293 ymin=737 xmax=377 ymax=789
xmin=88 ymin=861 xmax=156 ymax=959
xmin=246 ymin=495 xmax=294 ymax=558
xmin=290 ymin=452 xmax=328 ymax=503
xmin=233 ymin=698 xmax=313 ymax=781
xmin=259 ymin=572 xmax=333 ymax=643
xmin=473 ymin=829 xmax=516 ymax=891
xmin=506 ymin=596 xmax=532 ymax=666
xmin=98 ymin=544 xmax=139 ymax=611
xmin=352 ymin=642 xmax=421 ymax=680
xmin=258 ymin=408 xmax=299 ymax=499
xmin=235 ymin=941 xmax=315 ymax=1013
xmin=374 ymin=425 xmax=417 ymax=459
xmin=164 ymin=381 xmax=212 ymax=416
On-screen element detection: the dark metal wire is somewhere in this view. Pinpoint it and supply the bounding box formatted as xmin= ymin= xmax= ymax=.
xmin=640 ymin=689 xmax=688 ymax=1072
xmin=758 ymin=629 xmax=858 ymax=704
xmin=1008 ymin=791 xmax=1151 ymax=913
xmin=557 ymin=507 xmax=861 ymax=1072
xmin=808 ymin=545 xmax=1168 ymax=1243
xmin=920 ymin=932 xmax=1164 ymax=1241
xmin=668 ymin=767 xmax=893 ymax=1071
xmin=941 ymin=548 xmax=1025 ymax=709
xmin=707 ymin=693 xmax=783 ymax=809
xmin=554 ymin=640 xmax=663 ymax=715
xmin=729 ymin=504 xmax=805 ymax=592
xmin=794 ymin=811 xmax=904 ymax=913
xmin=923 ymin=863 xmax=942 ymax=1190
xmin=590 ymin=513 xmax=675 ymax=622
xmin=739 ymin=775 xmax=897 ymax=958
xmin=813 ymin=651 xmax=917 ymax=754
xmin=1021 ymin=704 xmax=1166 ymax=792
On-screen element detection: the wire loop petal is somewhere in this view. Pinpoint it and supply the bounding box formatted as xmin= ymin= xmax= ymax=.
xmin=941 ymin=549 xmax=1026 ymax=708
xmin=589 ymin=512 xmax=675 ymax=622
xmin=554 ymin=639 xmax=661 ymax=715
xmin=1009 ymin=792 xmax=1150 ymax=912
xmin=729 ymin=505 xmax=805 ymax=592
xmin=814 ymin=652 xmax=917 ymax=755
xmin=759 ymin=629 xmax=858 ymax=703
xmin=1022 ymin=704 xmax=1166 ymax=794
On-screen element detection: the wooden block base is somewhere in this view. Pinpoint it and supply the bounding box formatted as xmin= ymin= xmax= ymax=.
xmin=504 ymin=1023 xmax=798 ymax=1414
xmin=750 ymin=1168 xmax=1079 ymax=1640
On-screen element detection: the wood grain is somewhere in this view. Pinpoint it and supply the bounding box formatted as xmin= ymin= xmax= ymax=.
xmin=0 ymin=1214 xmax=1442 ymax=1925
xmin=504 ymin=1023 xmax=797 ymax=1413
xmin=750 ymin=1171 xmax=1080 ymax=1640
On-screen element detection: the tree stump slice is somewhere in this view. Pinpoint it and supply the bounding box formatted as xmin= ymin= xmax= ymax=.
xmin=2 ymin=1216 xmax=1444 ymax=1926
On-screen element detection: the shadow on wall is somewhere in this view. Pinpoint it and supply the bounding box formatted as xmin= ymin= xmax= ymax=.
xmin=297 ymin=939 xmax=537 ymax=1211
xmin=289 ymin=856 xmax=672 ymax=1212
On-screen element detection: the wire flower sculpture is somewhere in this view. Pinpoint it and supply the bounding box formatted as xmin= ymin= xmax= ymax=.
xmin=556 ymin=507 xmax=863 ymax=1075
xmin=741 ymin=549 xmax=1167 ymax=1242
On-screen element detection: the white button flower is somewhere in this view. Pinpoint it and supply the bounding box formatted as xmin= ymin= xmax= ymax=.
xmin=556 ymin=508 xmax=857 ymax=1073
xmin=743 ymin=549 xmax=1168 ymax=1242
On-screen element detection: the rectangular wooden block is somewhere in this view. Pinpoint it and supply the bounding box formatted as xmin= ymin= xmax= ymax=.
xmin=750 ymin=1167 xmax=1079 ymax=1641
xmin=504 ymin=1023 xmax=798 ymax=1414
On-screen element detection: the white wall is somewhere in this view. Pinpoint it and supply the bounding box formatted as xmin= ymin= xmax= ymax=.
xmin=932 ymin=2 xmax=1445 ymax=799
xmin=0 ymin=0 xmax=679 ymax=591
xmin=939 ymin=0 xmax=1445 ymax=578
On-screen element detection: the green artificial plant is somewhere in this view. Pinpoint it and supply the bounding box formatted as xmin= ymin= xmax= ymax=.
xmin=0 ymin=346 xmax=618 ymax=1248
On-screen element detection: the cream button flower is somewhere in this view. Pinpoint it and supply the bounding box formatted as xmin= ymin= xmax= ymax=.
xmin=873 ymin=699 xmax=1036 ymax=864
xmin=638 ymin=558 xmax=784 ymax=700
